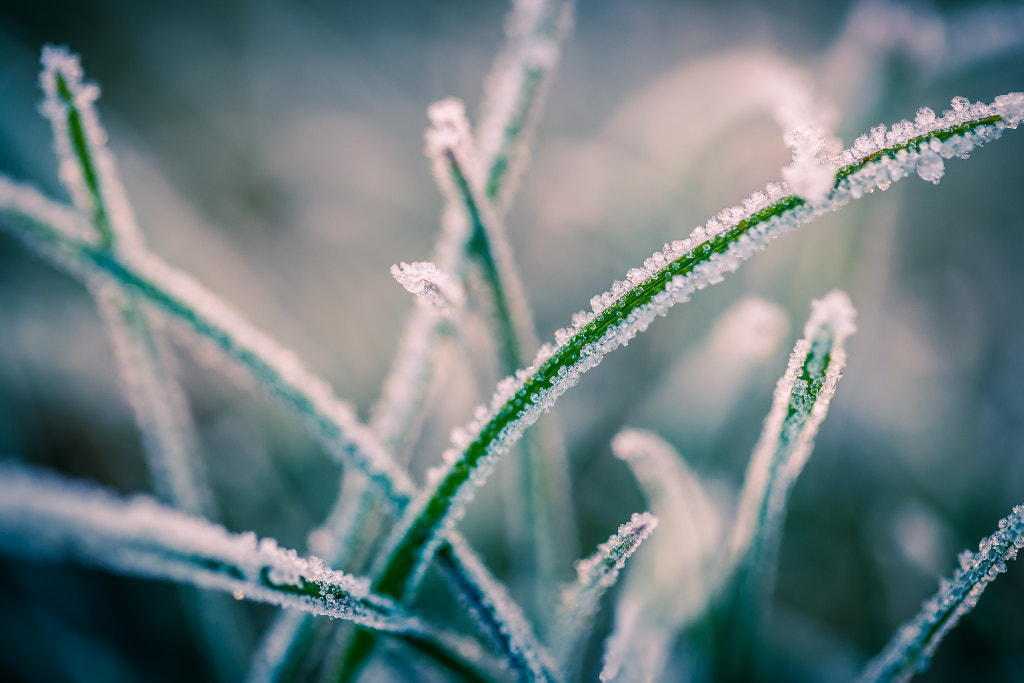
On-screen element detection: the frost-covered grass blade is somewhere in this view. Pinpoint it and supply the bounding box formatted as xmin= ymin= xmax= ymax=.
xmin=0 ymin=462 xmax=495 ymax=680
xmin=859 ymin=504 xmax=1024 ymax=683
xmin=38 ymin=44 xmax=212 ymax=521
xmin=714 ymin=290 xmax=856 ymax=678
xmin=37 ymin=44 xmax=248 ymax=679
xmin=552 ymin=512 xmax=658 ymax=664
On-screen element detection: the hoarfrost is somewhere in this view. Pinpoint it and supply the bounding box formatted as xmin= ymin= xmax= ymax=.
xmin=0 ymin=463 xmax=419 ymax=632
xmin=390 ymin=261 xmax=465 ymax=312
xmin=860 ymin=504 xmax=1024 ymax=682
xmin=438 ymin=535 xmax=562 ymax=682
xmin=728 ymin=291 xmax=857 ymax=587
xmin=553 ymin=512 xmax=658 ymax=662
xmin=476 ymin=0 xmax=575 ymax=209
xmin=38 ymin=45 xmax=142 ymax=254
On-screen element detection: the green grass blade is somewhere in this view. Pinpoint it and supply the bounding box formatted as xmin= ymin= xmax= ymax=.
xmin=0 ymin=462 xmax=494 ymax=680
xmin=367 ymin=94 xmax=1023 ymax=613
xmin=552 ymin=512 xmax=658 ymax=664
xmin=430 ymin=96 xmax=577 ymax=622
xmin=436 ymin=535 xmax=565 ymax=681
xmin=477 ymin=0 xmax=575 ymax=211
xmin=0 ymin=462 xmax=417 ymax=632
xmin=859 ymin=504 xmax=1024 ymax=683
xmin=715 ymin=291 xmax=857 ymax=679
xmin=39 ymin=45 xmax=214 ymax=519
xmin=38 ymin=45 xmax=248 ymax=678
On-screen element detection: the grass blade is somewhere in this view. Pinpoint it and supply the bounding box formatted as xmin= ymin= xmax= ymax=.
xmin=477 ymin=0 xmax=575 ymax=210
xmin=859 ymin=504 xmax=1024 ymax=683
xmin=0 ymin=462 xmax=495 ymax=680
xmin=436 ymin=535 xmax=564 ymax=682
xmin=552 ymin=512 xmax=658 ymax=664
xmin=716 ymin=290 xmax=857 ymax=678
xmin=429 ymin=96 xmax=577 ymax=621
xmin=38 ymin=45 xmax=247 ymax=678
xmin=0 ymin=462 xmax=416 ymax=631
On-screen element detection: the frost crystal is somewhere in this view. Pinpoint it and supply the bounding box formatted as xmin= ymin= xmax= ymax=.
xmin=476 ymin=0 xmax=575 ymax=209
xmin=38 ymin=45 xmax=142 ymax=253
xmin=390 ymin=261 xmax=465 ymax=312
xmin=438 ymin=535 xmax=561 ymax=681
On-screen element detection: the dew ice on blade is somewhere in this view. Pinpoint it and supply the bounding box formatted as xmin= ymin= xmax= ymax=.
xmin=713 ymin=292 xmax=856 ymax=680
xmin=476 ymin=0 xmax=575 ymax=208
xmin=391 ymin=261 xmax=465 ymax=313
xmin=729 ymin=291 xmax=857 ymax=573
xmin=436 ymin=536 xmax=563 ymax=682
xmin=0 ymin=463 xmax=414 ymax=631
xmin=0 ymin=175 xmax=95 ymax=244
xmin=993 ymin=91 xmax=1024 ymax=124
xmin=553 ymin=512 xmax=658 ymax=662
xmin=38 ymin=45 xmax=141 ymax=253
xmin=860 ymin=504 xmax=1024 ymax=683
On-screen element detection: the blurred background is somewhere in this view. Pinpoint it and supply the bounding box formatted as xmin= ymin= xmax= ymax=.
xmin=1 ymin=0 xmax=1023 ymax=680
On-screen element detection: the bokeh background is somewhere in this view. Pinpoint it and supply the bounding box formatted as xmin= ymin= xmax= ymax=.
xmin=1 ymin=0 xmax=1023 ymax=680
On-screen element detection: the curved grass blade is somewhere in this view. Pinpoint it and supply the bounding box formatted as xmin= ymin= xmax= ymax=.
xmin=39 ymin=44 xmax=246 ymax=678
xmin=0 ymin=462 xmax=494 ymax=680
xmin=469 ymin=0 xmax=582 ymax=602
xmin=366 ymin=93 xmax=1024 ymax=613
xmin=859 ymin=504 xmax=1024 ymax=683
xmin=715 ymin=291 xmax=857 ymax=679
xmin=435 ymin=534 xmax=565 ymax=682
xmin=600 ymin=430 xmax=721 ymax=683
xmin=552 ymin=512 xmax=658 ymax=664
xmin=0 ymin=175 xmax=419 ymax=510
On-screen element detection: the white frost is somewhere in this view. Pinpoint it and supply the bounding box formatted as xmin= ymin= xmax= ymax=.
xmin=553 ymin=512 xmax=658 ymax=662
xmin=476 ymin=0 xmax=575 ymax=210
xmin=728 ymin=291 xmax=857 ymax=573
xmin=38 ymin=45 xmax=142 ymax=254
xmin=391 ymin=261 xmax=465 ymax=312
xmin=860 ymin=503 xmax=1024 ymax=682
xmin=0 ymin=462 xmax=415 ymax=632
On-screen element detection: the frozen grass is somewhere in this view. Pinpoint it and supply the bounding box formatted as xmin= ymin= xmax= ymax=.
xmin=0 ymin=0 xmax=1022 ymax=681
